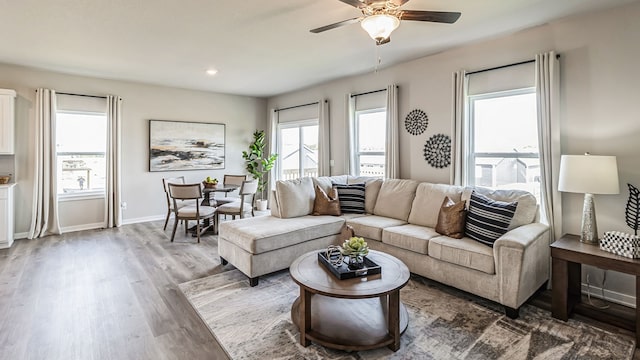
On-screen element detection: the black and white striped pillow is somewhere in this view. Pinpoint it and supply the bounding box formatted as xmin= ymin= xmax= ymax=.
xmin=465 ymin=191 xmax=517 ymax=247
xmin=332 ymin=183 xmax=366 ymax=214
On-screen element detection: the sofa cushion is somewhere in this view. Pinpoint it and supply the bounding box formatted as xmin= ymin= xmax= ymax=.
xmin=333 ymin=183 xmax=366 ymax=214
xmin=219 ymin=215 xmax=345 ymax=254
xmin=463 ymin=186 xmax=537 ymax=230
xmin=313 ymin=175 xmax=348 ymax=194
xmin=364 ymin=179 xmax=383 ymax=214
xmin=382 ymin=224 xmax=440 ymax=255
xmin=275 ymin=177 xmax=315 ymax=218
xmin=428 ymin=235 xmax=496 ymax=274
xmin=373 ymin=179 xmax=419 ymax=221
xmin=465 ymin=191 xmax=517 ymax=247
xmin=270 ymin=189 xmax=281 ymax=217
xmin=435 ymin=196 xmax=467 ymax=239
xmin=312 ymin=185 xmax=341 ymax=216
xmin=346 ymin=215 xmax=407 ymax=241
xmin=408 ymin=183 xmax=464 ymax=227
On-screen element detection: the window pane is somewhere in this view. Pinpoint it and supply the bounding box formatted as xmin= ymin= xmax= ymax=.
xmin=469 ymin=90 xmax=540 ymax=203
xmin=280 ymin=127 xmax=300 ymax=180
xmin=56 ymin=112 xmax=107 ymax=195
xmin=359 ymin=155 xmax=385 ymax=177
xmin=473 ymin=93 xmax=538 ymax=153
xmin=302 ymin=125 xmax=318 ymax=178
xmin=357 ymin=111 xmax=386 ymax=152
xmin=355 ymin=109 xmax=386 ymax=177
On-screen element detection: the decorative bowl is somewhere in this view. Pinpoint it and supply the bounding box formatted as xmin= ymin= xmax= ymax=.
xmin=202 ymin=181 xmax=217 ymax=189
xmin=0 ymin=174 xmax=11 ymax=184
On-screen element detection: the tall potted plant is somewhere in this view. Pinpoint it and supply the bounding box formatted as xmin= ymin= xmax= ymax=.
xmin=242 ymin=130 xmax=278 ymax=211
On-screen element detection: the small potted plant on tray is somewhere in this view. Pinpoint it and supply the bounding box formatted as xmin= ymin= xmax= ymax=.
xmin=340 ymin=236 xmax=369 ymax=270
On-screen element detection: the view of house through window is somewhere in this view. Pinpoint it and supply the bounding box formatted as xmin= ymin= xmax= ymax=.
xmin=278 ymin=120 xmax=318 ymax=180
xmin=468 ymin=89 xmax=540 ymax=200
xmin=355 ymin=109 xmax=386 ymax=177
xmin=56 ymin=111 xmax=107 ymax=197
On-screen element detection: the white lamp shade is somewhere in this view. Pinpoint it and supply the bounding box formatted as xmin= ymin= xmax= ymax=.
xmin=558 ymin=155 xmax=620 ymax=194
xmin=360 ymin=14 xmax=400 ymax=41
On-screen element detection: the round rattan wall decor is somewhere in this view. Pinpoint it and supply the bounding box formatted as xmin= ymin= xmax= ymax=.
xmin=404 ymin=109 xmax=428 ymax=135
xmin=423 ymin=133 xmax=451 ymax=168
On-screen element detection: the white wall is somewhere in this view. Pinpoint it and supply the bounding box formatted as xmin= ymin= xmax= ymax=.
xmin=268 ymin=2 xmax=640 ymax=302
xmin=0 ymin=63 xmax=266 ymax=234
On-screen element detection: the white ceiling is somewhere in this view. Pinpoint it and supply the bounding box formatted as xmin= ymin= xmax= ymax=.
xmin=0 ymin=0 xmax=636 ymax=98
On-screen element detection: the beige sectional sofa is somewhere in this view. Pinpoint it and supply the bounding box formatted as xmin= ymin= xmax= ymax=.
xmin=218 ymin=175 xmax=550 ymax=318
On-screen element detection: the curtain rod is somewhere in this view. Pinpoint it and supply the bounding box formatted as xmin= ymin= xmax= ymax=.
xmin=274 ymin=101 xmax=320 ymax=112
xmin=57 ymin=91 xmax=108 ymax=99
xmin=466 ymin=54 xmax=560 ymax=76
xmin=350 ymin=85 xmax=398 ymax=98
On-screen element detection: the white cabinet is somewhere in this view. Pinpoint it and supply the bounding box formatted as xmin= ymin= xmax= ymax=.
xmin=0 ymin=184 xmax=15 ymax=249
xmin=0 ymin=89 xmax=16 ymax=154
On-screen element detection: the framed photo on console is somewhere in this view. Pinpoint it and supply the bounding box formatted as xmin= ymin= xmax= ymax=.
xmin=149 ymin=120 xmax=225 ymax=172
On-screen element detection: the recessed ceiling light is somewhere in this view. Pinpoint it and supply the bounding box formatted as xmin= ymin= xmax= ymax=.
xmin=206 ymin=69 xmax=218 ymax=76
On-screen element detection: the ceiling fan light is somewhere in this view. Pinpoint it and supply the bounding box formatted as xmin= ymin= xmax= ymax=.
xmin=360 ymin=14 xmax=400 ymax=42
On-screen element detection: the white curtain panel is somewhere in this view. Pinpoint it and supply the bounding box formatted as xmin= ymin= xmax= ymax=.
xmin=28 ymin=88 xmax=61 ymax=239
xmin=346 ymin=94 xmax=357 ymax=176
xmin=267 ymin=109 xmax=278 ymax=194
xmin=536 ymin=51 xmax=562 ymax=242
xmin=385 ymin=84 xmax=399 ymax=179
xmin=105 ymin=95 xmax=123 ymax=228
xmin=317 ymin=99 xmax=331 ymax=176
xmin=451 ymin=70 xmax=468 ymax=186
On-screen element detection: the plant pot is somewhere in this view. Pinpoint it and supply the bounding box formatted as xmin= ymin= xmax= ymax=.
xmin=256 ymin=199 xmax=268 ymax=211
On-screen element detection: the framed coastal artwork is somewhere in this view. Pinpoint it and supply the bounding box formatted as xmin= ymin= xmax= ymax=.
xmin=149 ymin=120 xmax=225 ymax=172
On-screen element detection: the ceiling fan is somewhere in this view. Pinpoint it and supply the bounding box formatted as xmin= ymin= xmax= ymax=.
xmin=310 ymin=0 xmax=461 ymax=45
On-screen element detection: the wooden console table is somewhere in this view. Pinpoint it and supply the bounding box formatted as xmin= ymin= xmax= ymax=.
xmin=551 ymin=234 xmax=640 ymax=347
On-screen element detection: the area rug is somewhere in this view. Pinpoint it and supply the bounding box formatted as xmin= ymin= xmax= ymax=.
xmin=179 ymin=269 xmax=635 ymax=359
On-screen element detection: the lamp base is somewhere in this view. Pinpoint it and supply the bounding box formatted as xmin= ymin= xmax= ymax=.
xmin=581 ymin=193 xmax=599 ymax=245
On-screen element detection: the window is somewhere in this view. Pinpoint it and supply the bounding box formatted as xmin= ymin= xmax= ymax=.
xmin=277 ymin=120 xmax=318 ymax=180
xmin=468 ymin=88 xmax=540 ymax=199
xmin=354 ymin=108 xmax=386 ymax=177
xmin=56 ymin=111 xmax=107 ymax=198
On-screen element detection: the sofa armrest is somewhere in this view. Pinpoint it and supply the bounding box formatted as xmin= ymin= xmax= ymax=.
xmin=493 ymin=222 xmax=550 ymax=308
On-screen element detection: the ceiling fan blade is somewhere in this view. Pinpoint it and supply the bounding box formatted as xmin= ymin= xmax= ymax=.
xmin=338 ymin=0 xmax=366 ymax=8
xmin=310 ymin=17 xmax=361 ymax=33
xmin=400 ymin=10 xmax=461 ymax=24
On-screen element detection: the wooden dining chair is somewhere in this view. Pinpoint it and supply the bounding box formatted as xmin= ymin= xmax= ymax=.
xmin=216 ymin=174 xmax=248 ymax=206
xmin=168 ymin=183 xmax=216 ymax=243
xmin=162 ymin=176 xmax=186 ymax=230
xmin=215 ymin=180 xmax=258 ymax=232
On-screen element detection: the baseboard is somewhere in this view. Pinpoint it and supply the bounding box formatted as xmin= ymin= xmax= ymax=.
xmin=581 ymin=282 xmax=636 ymax=308
xmin=14 ymin=232 xmax=28 ymax=240
xmin=122 ymin=215 xmax=165 ymax=225
xmin=61 ymin=222 xmax=105 ymax=233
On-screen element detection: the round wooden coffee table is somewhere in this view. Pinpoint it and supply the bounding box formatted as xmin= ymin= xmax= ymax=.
xmin=289 ymin=250 xmax=410 ymax=352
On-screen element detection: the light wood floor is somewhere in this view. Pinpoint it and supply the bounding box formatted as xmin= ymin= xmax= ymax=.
xmin=0 ymin=222 xmax=231 ymax=360
xmin=1 ymin=221 xmax=638 ymax=359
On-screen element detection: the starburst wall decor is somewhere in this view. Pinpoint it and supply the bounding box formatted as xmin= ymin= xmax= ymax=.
xmin=423 ymin=133 xmax=451 ymax=168
xmin=405 ymin=109 xmax=428 ymax=135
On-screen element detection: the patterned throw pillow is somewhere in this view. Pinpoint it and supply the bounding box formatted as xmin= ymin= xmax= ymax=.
xmin=465 ymin=191 xmax=517 ymax=247
xmin=332 ymin=183 xmax=366 ymax=214
xmin=435 ymin=196 xmax=467 ymax=239
xmin=312 ymin=185 xmax=341 ymax=216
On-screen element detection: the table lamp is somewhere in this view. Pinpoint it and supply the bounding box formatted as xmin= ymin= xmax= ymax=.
xmin=558 ymin=154 xmax=620 ymax=244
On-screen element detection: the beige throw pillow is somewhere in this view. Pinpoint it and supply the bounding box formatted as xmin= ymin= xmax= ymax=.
xmin=435 ymin=196 xmax=467 ymax=239
xmin=312 ymin=185 xmax=341 ymax=216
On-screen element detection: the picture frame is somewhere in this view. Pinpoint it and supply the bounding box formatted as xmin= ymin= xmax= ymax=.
xmin=149 ymin=120 xmax=225 ymax=172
